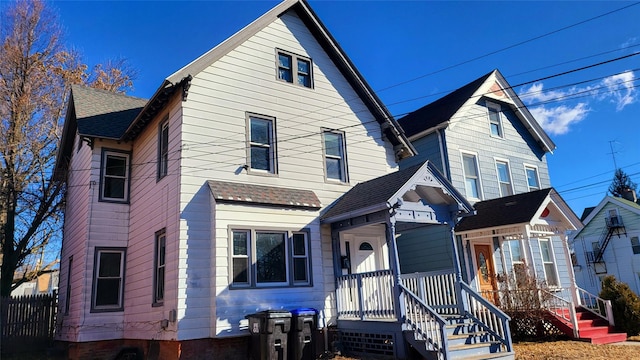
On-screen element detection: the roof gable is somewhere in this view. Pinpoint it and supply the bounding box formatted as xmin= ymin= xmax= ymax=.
xmin=573 ymin=196 xmax=640 ymax=238
xmin=124 ymin=0 xmax=414 ymax=158
xmin=456 ymin=188 xmax=579 ymax=233
xmin=321 ymin=161 xmax=472 ymax=223
xmin=397 ymin=69 xmax=556 ymax=154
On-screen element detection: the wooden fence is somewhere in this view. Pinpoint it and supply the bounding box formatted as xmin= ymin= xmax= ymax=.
xmin=1 ymin=291 xmax=57 ymax=355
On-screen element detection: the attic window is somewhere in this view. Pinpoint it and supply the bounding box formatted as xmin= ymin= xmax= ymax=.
xmin=487 ymin=102 xmax=503 ymax=138
xmin=277 ymin=49 xmax=313 ymax=88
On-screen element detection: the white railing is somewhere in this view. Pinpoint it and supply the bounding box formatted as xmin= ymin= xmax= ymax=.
xmin=577 ymin=287 xmax=614 ymax=326
xmin=540 ymin=289 xmax=579 ymax=338
xmin=399 ymin=270 xmax=459 ymax=315
xmin=399 ymin=284 xmax=447 ymax=360
xmin=336 ymin=270 xmax=396 ymax=320
xmin=460 ymin=282 xmax=512 ymax=352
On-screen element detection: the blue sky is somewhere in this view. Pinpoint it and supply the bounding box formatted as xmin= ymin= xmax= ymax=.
xmin=50 ymin=0 xmax=640 ymax=215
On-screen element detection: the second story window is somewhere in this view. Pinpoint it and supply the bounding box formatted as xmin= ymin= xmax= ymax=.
xmin=100 ymin=149 xmax=130 ymax=203
xmin=247 ymin=114 xmax=277 ymax=174
xmin=462 ymin=153 xmax=481 ymax=199
xmin=277 ymin=49 xmax=313 ymax=88
xmin=496 ymin=160 xmax=513 ymax=196
xmin=487 ymin=102 xmax=503 ymax=138
xmin=525 ymin=165 xmax=540 ymax=191
xmin=158 ymin=119 xmax=169 ymax=179
xmin=631 ymin=237 xmax=640 ymax=255
xmin=323 ymin=130 xmax=348 ymax=183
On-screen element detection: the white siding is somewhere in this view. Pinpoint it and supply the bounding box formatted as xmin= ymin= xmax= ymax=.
xmin=57 ymin=133 xmax=91 ymax=341
xmin=176 ymin=11 xmax=397 ymax=338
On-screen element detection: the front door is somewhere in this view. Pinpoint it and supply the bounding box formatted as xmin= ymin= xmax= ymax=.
xmin=474 ymin=244 xmax=498 ymax=303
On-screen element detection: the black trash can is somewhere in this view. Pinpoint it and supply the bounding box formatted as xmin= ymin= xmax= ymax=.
xmin=246 ymin=310 xmax=291 ymax=360
xmin=289 ymin=308 xmax=318 ymax=360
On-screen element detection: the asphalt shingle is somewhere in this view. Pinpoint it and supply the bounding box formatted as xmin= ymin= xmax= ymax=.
xmin=207 ymin=180 xmax=321 ymax=209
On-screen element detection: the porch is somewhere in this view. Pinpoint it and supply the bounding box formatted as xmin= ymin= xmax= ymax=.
xmin=335 ymin=269 xmax=512 ymax=360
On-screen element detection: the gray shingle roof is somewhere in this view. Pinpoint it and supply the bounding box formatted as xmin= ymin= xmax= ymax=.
xmin=207 ymin=180 xmax=321 ymax=209
xmin=321 ymin=164 xmax=424 ymax=221
xmin=456 ymin=188 xmax=554 ymax=232
xmin=72 ymin=85 xmax=147 ymax=139
xmin=398 ymin=71 xmax=492 ymax=138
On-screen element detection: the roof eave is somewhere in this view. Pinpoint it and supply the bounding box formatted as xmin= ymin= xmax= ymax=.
xmin=320 ymin=202 xmax=390 ymax=224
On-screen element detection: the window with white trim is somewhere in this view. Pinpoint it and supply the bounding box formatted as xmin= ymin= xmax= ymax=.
xmin=323 ymin=130 xmax=348 ymax=183
xmin=277 ymin=49 xmax=313 ymax=88
xmin=462 ymin=153 xmax=481 ymax=199
xmin=509 ymin=240 xmax=526 ymax=286
xmin=92 ymin=248 xmax=126 ymax=311
xmin=230 ymin=229 xmax=311 ymax=288
xmin=487 ymin=102 xmax=503 ymax=138
xmin=631 ymin=236 xmax=640 ymax=255
xmin=158 ymin=119 xmax=169 ymax=179
xmin=153 ymin=230 xmax=166 ymax=305
xmin=100 ymin=149 xmax=130 ymax=202
xmin=539 ymin=239 xmax=559 ymax=287
xmin=495 ymin=160 xmax=513 ymax=196
xmin=247 ymin=114 xmax=277 ymax=174
xmin=525 ymin=165 xmax=540 ymax=191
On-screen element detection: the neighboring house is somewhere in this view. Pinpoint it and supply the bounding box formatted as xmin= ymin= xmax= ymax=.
xmin=572 ymin=192 xmax=640 ymax=296
xmin=395 ymin=70 xmax=625 ymax=344
xmin=52 ymin=1 xmax=511 ymax=359
xmin=11 ymin=269 xmax=59 ymax=297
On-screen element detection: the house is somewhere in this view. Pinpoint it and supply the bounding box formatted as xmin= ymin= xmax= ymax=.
xmin=53 ymin=1 xmax=512 ymax=359
xmin=395 ymin=70 xmax=625 ymax=344
xmin=572 ymin=191 xmax=640 ymax=296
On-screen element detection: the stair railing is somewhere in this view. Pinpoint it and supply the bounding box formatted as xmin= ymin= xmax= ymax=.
xmin=399 ymin=284 xmax=447 ymax=360
xmin=576 ymin=287 xmax=614 ymax=326
xmin=540 ymin=289 xmax=579 ymax=338
xmin=459 ymin=281 xmax=512 ymax=352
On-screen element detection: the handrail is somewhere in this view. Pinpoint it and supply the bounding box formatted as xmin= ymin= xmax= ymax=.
xmin=399 ymin=284 xmax=447 ymax=360
xmin=540 ymin=289 xmax=580 ymax=338
xmin=577 ymin=287 xmax=614 ymax=326
xmin=459 ymin=281 xmax=512 ymax=352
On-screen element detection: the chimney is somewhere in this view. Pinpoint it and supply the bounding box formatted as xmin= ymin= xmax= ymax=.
xmin=621 ymin=188 xmax=638 ymax=203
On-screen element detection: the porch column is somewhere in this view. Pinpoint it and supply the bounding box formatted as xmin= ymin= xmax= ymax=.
xmin=449 ymin=222 xmax=467 ymax=314
xmin=331 ymin=227 xmax=342 ymax=284
xmin=385 ymin=218 xmax=402 ymax=321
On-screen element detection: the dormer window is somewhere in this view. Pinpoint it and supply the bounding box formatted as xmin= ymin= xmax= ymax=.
xmin=487 ymin=102 xmax=503 ymax=138
xmin=277 ymin=49 xmax=313 ymax=88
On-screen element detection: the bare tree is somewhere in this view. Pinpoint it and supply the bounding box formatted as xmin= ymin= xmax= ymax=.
xmin=0 ymin=0 xmax=135 ymax=296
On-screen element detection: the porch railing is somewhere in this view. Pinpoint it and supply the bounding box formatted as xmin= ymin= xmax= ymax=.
xmin=399 ymin=270 xmax=459 ymax=315
xmin=460 ymin=282 xmax=512 ymax=352
xmin=399 ymin=284 xmax=447 ymax=360
xmin=336 ymin=270 xmax=396 ymax=320
xmin=540 ymin=289 xmax=579 ymax=338
xmin=577 ymin=287 xmax=614 ymax=326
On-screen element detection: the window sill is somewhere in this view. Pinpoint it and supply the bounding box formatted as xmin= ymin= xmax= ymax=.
xmin=247 ymin=169 xmax=279 ymax=177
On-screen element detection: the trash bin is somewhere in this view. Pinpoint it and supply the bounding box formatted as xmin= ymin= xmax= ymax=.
xmin=289 ymin=308 xmax=318 ymax=360
xmin=246 ymin=310 xmax=291 ymax=360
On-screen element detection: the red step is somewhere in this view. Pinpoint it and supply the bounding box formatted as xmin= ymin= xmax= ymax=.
xmin=547 ymin=307 xmax=627 ymax=345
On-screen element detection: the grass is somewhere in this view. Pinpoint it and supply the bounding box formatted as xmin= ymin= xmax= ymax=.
xmin=332 ymin=339 xmax=640 ymax=360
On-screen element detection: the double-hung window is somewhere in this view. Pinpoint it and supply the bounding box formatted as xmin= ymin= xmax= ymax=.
xmin=487 ymin=102 xmax=503 ymax=138
xmin=64 ymin=256 xmax=73 ymax=315
xmin=277 ymin=49 xmax=313 ymax=88
xmin=158 ymin=119 xmax=169 ymax=179
xmin=631 ymin=236 xmax=640 ymax=255
xmin=525 ymin=165 xmax=540 ymax=191
xmin=495 ymin=160 xmax=513 ymax=196
xmin=153 ymin=230 xmax=166 ymax=305
xmin=247 ymin=114 xmax=277 ymax=174
xmin=230 ymin=229 xmax=311 ymax=288
xmin=100 ymin=149 xmax=130 ymax=202
xmin=462 ymin=152 xmax=481 ymax=199
xmin=539 ymin=239 xmax=559 ymax=287
xmin=509 ymin=240 xmax=526 ymax=286
xmin=323 ymin=130 xmax=348 ymax=183
xmin=92 ymin=248 xmax=126 ymax=311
